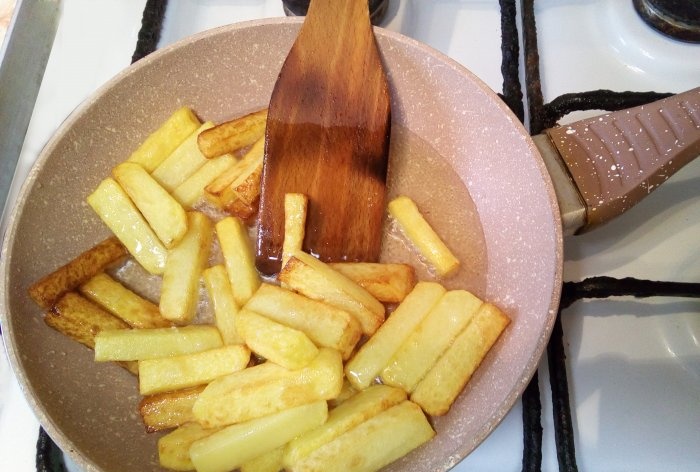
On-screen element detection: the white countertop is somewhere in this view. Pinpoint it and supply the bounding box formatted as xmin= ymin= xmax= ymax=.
xmin=1 ymin=1 xmax=698 ymax=471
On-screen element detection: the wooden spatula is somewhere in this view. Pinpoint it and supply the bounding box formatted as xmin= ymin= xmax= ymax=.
xmin=255 ymin=0 xmax=391 ymax=275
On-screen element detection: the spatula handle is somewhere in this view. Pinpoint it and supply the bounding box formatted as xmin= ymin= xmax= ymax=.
xmin=546 ymin=87 xmax=700 ymax=231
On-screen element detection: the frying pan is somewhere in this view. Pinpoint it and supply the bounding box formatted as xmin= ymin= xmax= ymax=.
xmin=0 ymin=18 xmax=695 ymax=472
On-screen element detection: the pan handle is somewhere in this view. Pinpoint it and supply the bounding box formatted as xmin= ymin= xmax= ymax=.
xmin=545 ymin=87 xmax=699 ymax=232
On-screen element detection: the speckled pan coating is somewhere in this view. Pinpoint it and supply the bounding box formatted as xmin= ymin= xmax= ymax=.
xmin=0 ymin=18 xmax=563 ymax=472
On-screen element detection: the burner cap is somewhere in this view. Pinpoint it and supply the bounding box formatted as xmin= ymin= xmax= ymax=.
xmin=633 ymin=0 xmax=700 ymax=43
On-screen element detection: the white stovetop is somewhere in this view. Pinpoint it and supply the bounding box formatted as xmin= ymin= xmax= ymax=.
xmin=1 ymin=1 xmax=698 ymax=471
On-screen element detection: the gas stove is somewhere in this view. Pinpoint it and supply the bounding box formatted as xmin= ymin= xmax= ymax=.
xmin=1 ymin=1 xmax=698 ymax=471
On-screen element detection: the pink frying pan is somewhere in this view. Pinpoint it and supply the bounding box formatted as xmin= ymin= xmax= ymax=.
xmin=1 ymin=19 xmax=697 ymax=472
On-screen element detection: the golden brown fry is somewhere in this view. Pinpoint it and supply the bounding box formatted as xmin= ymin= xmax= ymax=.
xmin=192 ymin=348 xmax=342 ymax=428
xmin=344 ymin=281 xmax=446 ymax=390
xmin=205 ymin=138 xmax=264 ymax=219
xmin=127 ymin=106 xmax=201 ymax=172
xmin=151 ymin=121 xmax=215 ymax=192
xmin=279 ymin=252 xmax=385 ymax=336
xmin=87 ymin=178 xmax=168 ymax=275
xmin=28 ymin=237 xmax=128 ymax=309
xmin=139 ymin=344 xmax=251 ymax=395
xmin=380 ymin=290 xmax=482 ymax=392
xmin=282 ymin=193 xmax=308 ymax=271
xmin=328 ymin=262 xmax=416 ymax=304
xmin=112 ymin=162 xmax=188 ymax=249
xmin=159 ymin=211 xmax=213 ymax=324
xmin=388 ymin=195 xmax=460 ymax=277
xmin=79 ymin=272 xmax=170 ymax=329
xmin=215 ymin=216 xmax=261 ymax=306
xmin=158 ymin=422 xmax=221 ymax=471
xmin=243 ymin=283 xmax=361 ymax=360
xmin=410 ymin=303 xmax=510 ymax=416
xmin=197 ymin=108 xmax=268 ymax=159
xmin=139 ymin=385 xmax=205 ymax=433
xmin=288 ymin=401 xmax=434 ymax=472
xmin=44 ymin=292 xmax=138 ymax=374
xmin=171 ymin=154 xmax=236 ymax=209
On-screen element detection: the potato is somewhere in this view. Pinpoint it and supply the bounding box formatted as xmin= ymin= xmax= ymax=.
xmin=87 ymin=178 xmax=168 ymax=274
xmin=344 ymin=281 xmax=446 ymax=390
xmin=241 ymin=446 xmax=284 ymax=472
xmin=288 ymin=401 xmax=435 ymax=472
xmin=139 ymin=344 xmax=251 ymax=395
xmin=79 ymin=272 xmax=170 ymax=328
xmin=411 ymin=302 xmax=510 ymax=416
xmin=215 ymin=216 xmax=261 ymax=306
xmin=139 ymin=386 xmax=205 ymax=432
xmin=28 ymin=237 xmax=128 ymax=309
xmin=388 ymin=195 xmax=460 ymax=277
xmin=158 ymin=422 xmax=220 ymax=471
xmin=197 ymin=108 xmax=267 ymax=158
xmin=190 ymin=401 xmax=327 ymax=472
xmin=380 ymin=290 xmax=482 ymax=392
xmin=159 ymin=211 xmax=213 ymax=324
xmin=203 ymin=264 xmax=244 ymax=345
xmin=192 ymin=348 xmax=342 ymax=428
xmin=244 ymin=283 xmax=361 ymax=360
xmin=171 ymin=154 xmax=236 ymax=209
xmin=112 ymin=162 xmax=188 ymax=249
xmin=151 ymin=121 xmax=215 ymax=192
xmin=205 ymin=138 xmax=264 ymax=218
xmin=282 ymin=193 xmax=308 ymax=270
xmin=44 ymin=292 xmax=137 ymax=374
xmin=279 ymin=251 xmax=385 ymax=336
xmin=283 ymin=385 xmax=406 ymax=468
xmin=94 ymin=325 xmax=222 ymax=362
xmin=236 ymin=309 xmax=318 ymax=370
xmin=127 ymin=106 xmax=201 ymax=172
xmin=328 ymin=262 xmax=416 ymax=303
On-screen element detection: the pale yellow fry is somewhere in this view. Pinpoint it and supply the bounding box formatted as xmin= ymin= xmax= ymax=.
xmin=127 ymin=106 xmax=201 ymax=172
xmin=197 ymin=108 xmax=268 ymax=158
xmin=139 ymin=344 xmax=251 ymax=395
xmin=139 ymin=385 xmax=205 ymax=433
xmin=203 ymin=264 xmax=244 ymax=345
xmin=411 ymin=303 xmax=510 ymax=416
xmin=192 ymin=348 xmax=342 ymax=428
xmin=284 ymin=385 xmax=407 ymax=468
xmin=151 ymin=121 xmax=215 ymax=192
xmin=328 ymin=262 xmax=416 ymax=304
xmin=344 ymin=281 xmax=446 ymax=390
xmin=236 ymin=309 xmax=318 ymax=370
xmin=388 ymin=195 xmax=460 ymax=277
xmin=94 ymin=325 xmax=223 ymax=361
xmin=190 ymin=401 xmax=327 ymax=472
xmin=288 ymin=401 xmax=435 ymax=472
xmin=28 ymin=237 xmax=128 ymax=310
xmin=158 ymin=422 xmax=221 ymax=472
xmin=215 ymin=216 xmax=261 ymax=306
xmin=243 ymin=283 xmax=361 ymax=360
xmin=79 ymin=272 xmax=170 ymax=328
xmin=87 ymin=178 xmax=167 ymax=275
xmin=171 ymin=154 xmax=236 ymax=208
xmin=282 ymin=193 xmax=308 ymax=270
xmin=279 ymin=251 xmax=385 ymax=336
xmin=380 ymin=289 xmax=482 ymax=392
xmin=241 ymin=446 xmax=284 ymax=472
xmin=112 ymin=162 xmax=188 ymax=249
xmin=160 ymin=211 xmax=213 ymax=324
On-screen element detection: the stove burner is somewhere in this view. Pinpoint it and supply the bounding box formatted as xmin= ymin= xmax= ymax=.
xmin=282 ymin=0 xmax=389 ymax=26
xmin=633 ymin=0 xmax=700 ymax=43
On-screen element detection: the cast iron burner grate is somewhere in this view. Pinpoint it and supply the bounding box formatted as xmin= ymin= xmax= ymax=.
xmin=35 ymin=1 xmax=700 ymax=471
